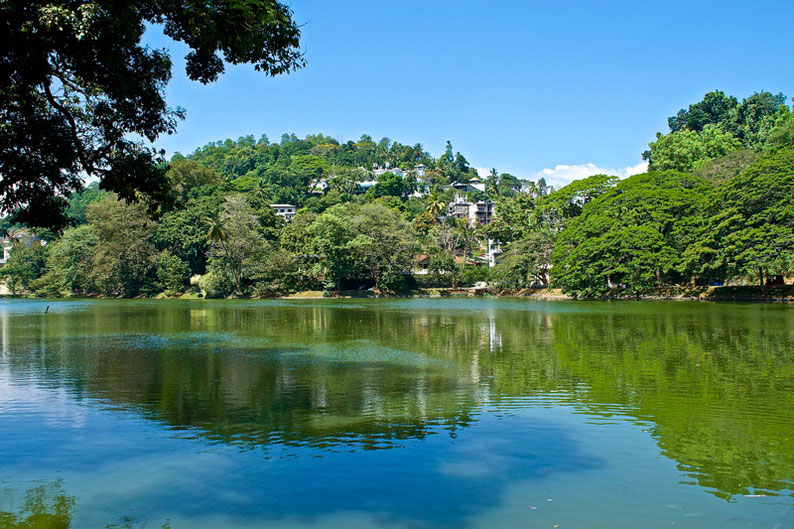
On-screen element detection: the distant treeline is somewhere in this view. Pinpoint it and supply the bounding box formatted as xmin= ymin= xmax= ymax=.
xmin=2 ymin=90 xmax=793 ymax=298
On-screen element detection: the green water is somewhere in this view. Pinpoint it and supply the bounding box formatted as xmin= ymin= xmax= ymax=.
xmin=0 ymin=298 xmax=792 ymax=528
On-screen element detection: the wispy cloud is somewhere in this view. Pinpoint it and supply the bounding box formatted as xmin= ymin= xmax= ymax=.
xmin=533 ymin=162 xmax=647 ymax=188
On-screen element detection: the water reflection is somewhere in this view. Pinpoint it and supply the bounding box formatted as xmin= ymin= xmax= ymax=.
xmin=0 ymin=480 xmax=74 ymax=529
xmin=0 ymin=480 xmax=176 ymax=529
xmin=1 ymin=299 xmax=793 ymax=503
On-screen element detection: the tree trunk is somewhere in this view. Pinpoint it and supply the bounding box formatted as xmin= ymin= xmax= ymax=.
xmin=759 ymin=267 xmax=764 ymax=288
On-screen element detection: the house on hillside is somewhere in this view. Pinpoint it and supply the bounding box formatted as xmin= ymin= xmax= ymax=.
xmin=372 ymin=164 xmax=404 ymax=178
xmin=0 ymin=230 xmax=46 ymax=266
xmin=308 ymin=178 xmax=329 ymax=195
xmin=0 ymin=239 xmax=11 ymax=265
xmin=413 ymin=254 xmax=431 ymax=275
xmin=469 ymin=200 xmax=494 ymax=224
xmin=448 ymin=196 xmax=471 ymax=219
xmin=447 ymin=196 xmax=495 ymax=225
xmin=269 ymin=204 xmax=297 ymax=221
xmin=450 ymin=179 xmax=486 ymax=194
xmin=355 ymin=180 xmax=378 ymax=194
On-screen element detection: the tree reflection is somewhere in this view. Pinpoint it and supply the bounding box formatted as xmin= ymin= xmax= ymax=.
xmin=0 ymin=481 xmax=173 ymax=529
xmin=2 ymin=300 xmax=794 ymax=499
xmin=0 ymin=480 xmax=74 ymax=529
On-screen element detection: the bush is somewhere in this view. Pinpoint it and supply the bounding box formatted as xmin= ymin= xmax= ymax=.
xmin=31 ymin=273 xmax=64 ymax=297
xmin=0 ymin=241 xmax=49 ymax=295
xmin=412 ymin=273 xmax=453 ymax=288
xmin=459 ymin=266 xmax=489 ymax=286
xmin=379 ymin=271 xmax=410 ymax=291
xmin=247 ymin=250 xmax=322 ymax=296
xmin=199 ymin=269 xmax=235 ymax=298
xmin=155 ymin=251 xmax=189 ymax=294
xmin=322 ymin=280 xmax=336 ymax=297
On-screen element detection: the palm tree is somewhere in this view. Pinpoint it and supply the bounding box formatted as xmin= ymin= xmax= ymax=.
xmin=203 ymin=213 xmax=242 ymax=294
xmin=204 ymin=213 xmax=228 ymax=245
xmin=425 ymin=191 xmax=446 ymax=217
xmin=253 ymin=179 xmax=269 ymax=201
xmin=486 ymin=168 xmax=499 ymax=197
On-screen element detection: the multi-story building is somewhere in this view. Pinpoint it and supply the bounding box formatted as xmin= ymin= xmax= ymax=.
xmin=447 ymin=196 xmax=495 ymax=225
xmin=468 ymin=200 xmax=494 ymax=224
xmin=269 ymin=204 xmax=297 ymax=221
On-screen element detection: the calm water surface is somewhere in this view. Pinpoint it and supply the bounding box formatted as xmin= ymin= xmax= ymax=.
xmin=0 ymin=298 xmax=792 ymax=528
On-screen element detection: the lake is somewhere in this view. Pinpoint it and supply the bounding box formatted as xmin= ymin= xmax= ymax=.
xmin=0 ymin=298 xmax=792 ymax=528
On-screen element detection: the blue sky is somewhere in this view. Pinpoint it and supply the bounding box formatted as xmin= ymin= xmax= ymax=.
xmin=146 ymin=0 xmax=794 ymax=185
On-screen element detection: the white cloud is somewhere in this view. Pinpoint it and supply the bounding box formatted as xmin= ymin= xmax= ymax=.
xmin=533 ymin=161 xmax=647 ymax=188
xmin=475 ymin=162 xmax=647 ymax=188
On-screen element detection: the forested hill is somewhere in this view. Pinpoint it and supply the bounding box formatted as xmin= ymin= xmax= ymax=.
xmin=176 ymin=134 xmax=505 ymax=205
xmin=2 ymin=89 xmax=793 ymax=299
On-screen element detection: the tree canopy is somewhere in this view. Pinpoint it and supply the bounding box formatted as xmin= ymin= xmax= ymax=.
xmin=552 ymin=171 xmax=713 ymax=296
xmin=644 ymin=90 xmax=791 ymax=171
xmin=1 ymin=0 xmax=303 ymax=228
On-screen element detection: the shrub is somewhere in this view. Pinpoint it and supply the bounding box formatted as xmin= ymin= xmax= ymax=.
xmin=459 ymin=266 xmax=489 ymax=286
xmin=412 ymin=273 xmax=453 ymax=289
xmin=199 ymin=269 xmax=235 ymax=298
xmin=155 ymin=251 xmax=189 ymax=294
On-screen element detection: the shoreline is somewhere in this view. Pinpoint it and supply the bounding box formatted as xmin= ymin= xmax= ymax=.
xmin=2 ymin=285 xmax=794 ymax=302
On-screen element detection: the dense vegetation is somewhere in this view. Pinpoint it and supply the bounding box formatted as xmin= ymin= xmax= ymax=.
xmin=2 ymin=90 xmax=793 ymax=298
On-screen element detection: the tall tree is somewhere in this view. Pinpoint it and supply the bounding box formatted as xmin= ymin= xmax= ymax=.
xmin=205 ymin=195 xmax=269 ymax=295
xmin=167 ymin=156 xmax=223 ymax=203
xmin=490 ymin=230 xmax=555 ymax=289
xmin=86 ymin=196 xmax=158 ymax=296
xmin=424 ymin=192 xmax=446 ymax=217
xmin=309 ymin=203 xmax=415 ymax=290
xmin=0 ymin=238 xmax=49 ymax=295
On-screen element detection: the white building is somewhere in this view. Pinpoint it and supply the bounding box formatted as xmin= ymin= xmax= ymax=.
xmin=269 ymin=204 xmax=297 ymax=221
xmin=309 ymin=178 xmax=329 ymax=195
xmin=468 ymin=200 xmax=494 ymax=224
xmin=447 ymin=196 xmax=495 ymax=225
xmin=372 ymin=164 xmax=405 ymax=178
xmin=451 ymin=180 xmax=486 ymax=194
xmin=485 ymin=239 xmax=502 ymax=268
xmin=0 ymin=240 xmax=11 ymax=265
xmin=355 ymin=180 xmax=378 ymax=194
xmin=0 ymin=231 xmax=46 ymax=266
